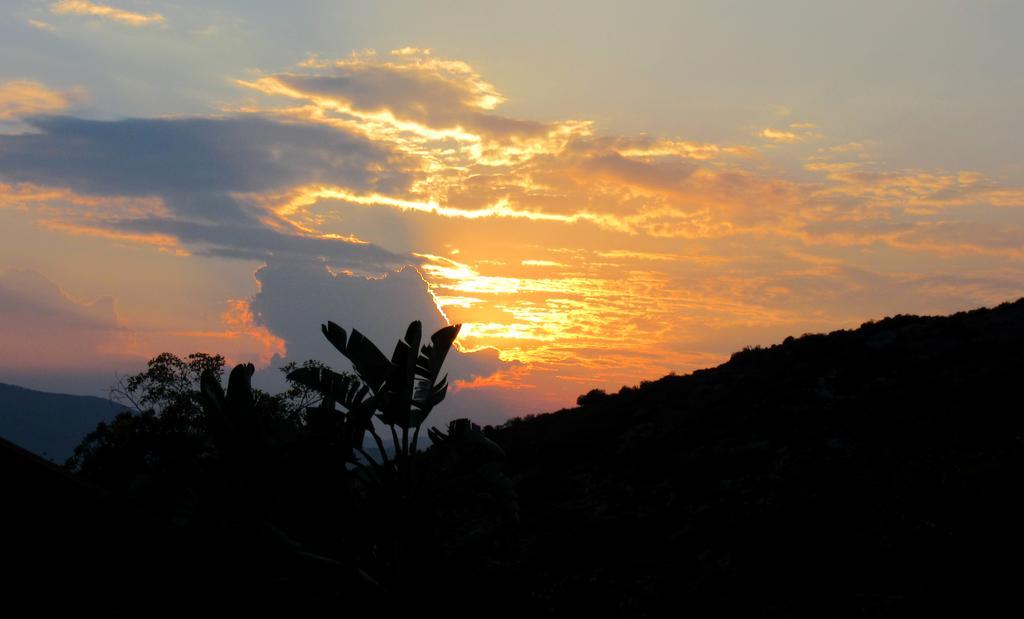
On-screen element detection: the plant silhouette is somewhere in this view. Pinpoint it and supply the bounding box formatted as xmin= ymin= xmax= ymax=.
xmin=283 ymin=320 xmax=467 ymax=592
xmin=55 ymin=320 xmax=518 ymax=614
xmin=18 ymin=297 xmax=1024 ymax=617
xmin=287 ymin=320 xmax=460 ymax=473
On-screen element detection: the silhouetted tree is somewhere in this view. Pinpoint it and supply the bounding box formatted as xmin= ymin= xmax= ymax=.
xmin=62 ymin=322 xmax=518 ymax=612
xmin=67 ymin=353 xmax=227 ymax=491
xmin=577 ymin=388 xmax=609 ymax=407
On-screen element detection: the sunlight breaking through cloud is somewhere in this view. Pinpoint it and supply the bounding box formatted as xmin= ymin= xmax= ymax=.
xmin=1 ymin=46 xmax=1023 ymax=409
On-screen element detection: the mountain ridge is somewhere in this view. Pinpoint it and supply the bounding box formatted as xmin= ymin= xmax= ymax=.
xmin=472 ymin=296 xmax=1024 ymax=616
xmin=0 ymin=381 xmax=126 ymax=461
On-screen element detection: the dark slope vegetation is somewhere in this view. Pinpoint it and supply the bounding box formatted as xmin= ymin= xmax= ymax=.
xmin=478 ymin=298 xmax=1024 ymax=616
xmin=2 ymin=435 xmax=361 ymax=618
xmin=4 ymin=299 xmax=1024 ymax=617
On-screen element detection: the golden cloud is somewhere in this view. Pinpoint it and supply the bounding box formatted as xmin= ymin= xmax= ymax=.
xmin=0 ymin=81 xmax=82 ymax=121
xmin=5 ymin=49 xmax=1024 ymax=407
xmin=50 ymin=1 xmax=165 ymax=27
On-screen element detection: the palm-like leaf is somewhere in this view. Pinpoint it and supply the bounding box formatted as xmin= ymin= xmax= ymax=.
xmin=287 ymin=366 xmax=363 ymax=410
xmin=287 ymin=365 xmax=378 ymax=457
xmin=198 ymin=363 xmax=272 ymax=476
xmin=200 ymin=363 xmax=258 ymax=449
xmin=321 ymin=321 xmax=392 ymax=394
xmin=412 ymin=324 xmax=461 ymax=423
xmin=380 ymin=321 xmax=422 ymax=428
xmin=306 ymin=319 xmax=461 ymax=462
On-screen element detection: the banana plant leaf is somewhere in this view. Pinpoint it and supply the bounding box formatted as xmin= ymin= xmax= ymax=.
xmin=321 ymin=321 xmax=393 ymax=394
xmin=411 ymin=324 xmax=461 ymax=421
xmin=379 ymin=321 xmax=422 ymax=428
xmin=225 ymin=363 xmax=256 ymax=420
xmin=199 ymin=368 xmax=231 ymax=448
xmin=315 ymin=320 xmax=461 ymax=431
xmin=287 ymin=365 xmax=362 ymax=407
xmin=288 ymin=365 xmax=378 ymax=457
xmin=199 ymin=363 xmax=269 ymax=468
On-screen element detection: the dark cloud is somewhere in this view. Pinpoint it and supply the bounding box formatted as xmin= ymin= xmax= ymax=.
xmin=0 ymin=114 xmax=417 ymax=270
xmin=113 ymin=217 xmax=405 ymax=270
xmin=0 ymin=115 xmax=410 ymax=217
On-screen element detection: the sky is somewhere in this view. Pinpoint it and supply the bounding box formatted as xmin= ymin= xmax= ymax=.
xmin=1 ymin=1 xmax=1023 ymax=424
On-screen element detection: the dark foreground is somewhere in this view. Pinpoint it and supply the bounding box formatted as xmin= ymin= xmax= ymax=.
xmin=6 ymin=299 xmax=1024 ymax=617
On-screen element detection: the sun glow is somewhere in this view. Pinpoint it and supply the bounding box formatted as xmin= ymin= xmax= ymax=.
xmin=4 ymin=40 xmax=1024 ymax=413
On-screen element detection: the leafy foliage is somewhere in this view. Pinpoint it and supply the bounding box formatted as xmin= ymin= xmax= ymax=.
xmin=37 ymin=297 xmax=1024 ymax=617
xmin=67 ymin=353 xmax=228 ymax=491
xmin=288 ymin=319 xmax=461 ymax=464
xmin=63 ymin=319 xmax=517 ymax=613
xmin=283 ymin=320 xmax=503 ymax=594
xmin=114 ymin=352 xmax=224 ymax=413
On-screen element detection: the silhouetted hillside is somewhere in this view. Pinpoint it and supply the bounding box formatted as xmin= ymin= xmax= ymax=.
xmin=5 ymin=300 xmax=1024 ymax=617
xmin=0 ymin=383 xmax=125 ymax=461
xmin=473 ymin=298 xmax=1024 ymax=616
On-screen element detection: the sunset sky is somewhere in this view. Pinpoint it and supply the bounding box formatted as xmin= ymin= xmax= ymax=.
xmin=2 ymin=1 xmax=1023 ymax=424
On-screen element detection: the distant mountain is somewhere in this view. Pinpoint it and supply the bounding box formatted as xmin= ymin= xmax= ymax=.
xmin=0 ymin=382 xmax=126 ymax=461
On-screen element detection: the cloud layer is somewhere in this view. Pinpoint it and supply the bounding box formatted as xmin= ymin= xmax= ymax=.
xmin=0 ymin=114 xmax=413 ymax=270
xmin=1 ymin=50 xmax=1023 ymax=411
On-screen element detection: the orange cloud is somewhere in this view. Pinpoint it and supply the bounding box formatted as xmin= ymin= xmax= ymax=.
xmin=0 ymin=81 xmax=81 ymax=121
xmin=454 ymin=365 xmax=534 ymax=391
xmin=760 ymin=123 xmax=823 ymax=143
xmin=237 ymin=48 xmax=593 ymax=168
xmin=761 ymin=128 xmax=802 ymax=142
xmin=219 ymin=298 xmax=287 ymax=366
xmin=50 ymin=1 xmax=165 ymax=27
xmin=4 ymin=48 xmax=1024 ymax=410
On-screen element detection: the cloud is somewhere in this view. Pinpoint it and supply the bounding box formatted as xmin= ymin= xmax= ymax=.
xmin=760 ymin=128 xmax=802 ymax=143
xmin=166 ymin=298 xmax=287 ymax=367
xmin=0 ymin=115 xmax=414 ymax=272
xmin=11 ymin=53 xmax=1017 ymax=260
xmin=0 ymin=116 xmax=406 ymax=206
xmin=27 ymin=19 xmax=57 ymax=32
xmin=249 ymin=261 xmax=505 ymax=378
xmin=239 ymin=48 xmax=592 ymax=167
xmin=50 ymin=1 xmax=165 ymax=27
xmin=233 ymin=52 xmax=819 ymax=240
xmin=414 ymin=251 xmax=737 ymax=394
xmin=805 ymin=160 xmax=1024 ymax=211
xmin=0 ymin=267 xmax=298 ymax=394
xmin=0 ymin=268 xmax=132 ymax=373
xmin=3 ymin=48 xmax=1024 ymax=411
xmin=760 ymin=123 xmax=823 ymax=143
xmin=0 ymin=81 xmax=81 ymax=121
